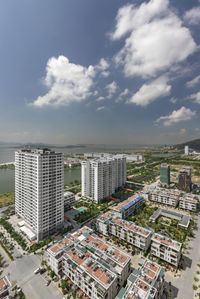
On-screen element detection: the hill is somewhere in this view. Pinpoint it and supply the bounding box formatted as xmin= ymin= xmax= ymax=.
xmin=175 ymin=139 xmax=200 ymax=151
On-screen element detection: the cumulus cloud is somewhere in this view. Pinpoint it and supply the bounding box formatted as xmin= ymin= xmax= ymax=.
xmin=32 ymin=56 xmax=97 ymax=107
xmin=155 ymin=106 xmax=196 ymax=126
xmin=189 ymin=91 xmax=200 ymax=103
xmin=106 ymin=81 xmax=118 ymax=98
xmin=184 ymin=6 xmax=200 ymax=25
xmin=186 ymin=75 xmax=200 ymax=88
xmin=96 ymin=58 xmax=110 ymax=71
xmin=127 ymin=76 xmax=171 ymax=106
xmin=96 ymin=106 xmax=105 ymax=111
xmin=111 ymin=0 xmax=197 ymax=78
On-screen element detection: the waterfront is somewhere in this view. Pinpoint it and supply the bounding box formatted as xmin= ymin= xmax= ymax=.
xmin=0 ymin=168 xmax=81 ymax=194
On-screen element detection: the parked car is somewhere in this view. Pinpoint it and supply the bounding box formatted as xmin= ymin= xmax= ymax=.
xmin=34 ymin=268 xmax=41 ymax=274
xmin=46 ymin=280 xmax=51 ymax=286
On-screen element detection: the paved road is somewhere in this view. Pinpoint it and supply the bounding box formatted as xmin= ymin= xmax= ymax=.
xmin=4 ymin=255 xmax=63 ymax=299
xmin=164 ymin=214 xmax=200 ymax=298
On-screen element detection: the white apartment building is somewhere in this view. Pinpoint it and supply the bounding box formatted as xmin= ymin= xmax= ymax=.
xmin=96 ymin=212 xmax=152 ymax=251
xmin=112 ymin=194 xmax=144 ymax=219
xmin=46 ymin=226 xmax=131 ymax=299
xmin=149 ymin=188 xmax=180 ymax=207
xmin=116 ymin=259 xmax=165 ymax=299
xmin=81 ymin=156 xmax=126 ymax=203
xmin=179 ymin=195 xmax=198 ymax=211
xmin=184 ymin=145 xmax=189 ymax=156
xmin=15 ymin=149 xmax=64 ymax=241
xmin=64 ymin=191 xmax=75 ymax=210
xmin=151 ymin=233 xmax=182 ymax=267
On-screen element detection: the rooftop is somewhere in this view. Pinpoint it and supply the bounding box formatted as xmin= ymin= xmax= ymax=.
xmin=112 ymin=194 xmax=143 ymax=213
xmin=152 ymin=233 xmax=182 ymax=251
xmin=121 ymin=259 xmax=164 ymax=299
xmin=0 ymin=276 xmax=10 ymax=294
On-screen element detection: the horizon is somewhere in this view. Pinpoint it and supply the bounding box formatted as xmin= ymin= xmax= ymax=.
xmin=1 ymin=0 xmax=200 ymax=145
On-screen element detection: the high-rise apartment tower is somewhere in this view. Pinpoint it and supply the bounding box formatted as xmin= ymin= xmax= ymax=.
xmin=81 ymin=155 xmax=126 ymax=203
xmin=15 ymin=149 xmax=64 ymax=241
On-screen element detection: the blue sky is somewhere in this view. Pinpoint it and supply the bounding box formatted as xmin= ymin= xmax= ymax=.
xmin=0 ymin=0 xmax=200 ymax=145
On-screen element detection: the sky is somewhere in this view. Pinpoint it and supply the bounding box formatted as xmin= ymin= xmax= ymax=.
xmin=0 ymin=0 xmax=200 ymax=145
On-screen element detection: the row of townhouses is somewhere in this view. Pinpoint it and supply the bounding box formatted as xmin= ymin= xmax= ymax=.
xmin=143 ymin=187 xmax=198 ymax=211
xmin=46 ymin=226 xmax=131 ymax=299
xmin=96 ymin=212 xmax=182 ymax=267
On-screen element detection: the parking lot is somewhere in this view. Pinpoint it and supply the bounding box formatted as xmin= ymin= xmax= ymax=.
xmin=3 ymin=254 xmax=63 ymax=299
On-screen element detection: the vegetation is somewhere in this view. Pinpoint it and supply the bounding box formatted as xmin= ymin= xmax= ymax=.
xmin=127 ymin=204 xmax=195 ymax=243
xmin=0 ymin=192 xmax=15 ymax=208
xmin=0 ymin=218 xmax=27 ymax=250
xmin=29 ymin=235 xmax=55 ymax=253
xmin=0 ymin=240 xmax=14 ymax=261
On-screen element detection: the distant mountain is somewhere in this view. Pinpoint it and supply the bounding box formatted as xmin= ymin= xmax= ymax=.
xmin=175 ymin=139 xmax=200 ymax=151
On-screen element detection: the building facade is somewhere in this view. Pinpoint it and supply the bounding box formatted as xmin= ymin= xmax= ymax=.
xmin=178 ymin=167 xmax=192 ymax=191
xmin=151 ymin=233 xmax=182 ymax=267
xmin=179 ymin=195 xmax=198 ymax=211
xmin=149 ymin=188 xmax=180 ymax=207
xmin=46 ymin=226 xmax=131 ymax=299
xmin=15 ymin=149 xmax=64 ymax=241
xmin=116 ymin=259 xmax=165 ymax=299
xmin=81 ymin=156 xmax=126 ymax=203
xmin=64 ymin=191 xmax=75 ymax=210
xmin=160 ymin=164 xmax=170 ymax=185
xmin=96 ymin=212 xmax=152 ymax=251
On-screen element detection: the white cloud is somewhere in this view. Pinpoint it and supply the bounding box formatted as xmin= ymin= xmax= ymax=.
xmin=96 ymin=106 xmax=105 ymax=111
xmin=32 ymin=56 xmax=96 ymax=107
xmin=111 ymin=0 xmax=197 ymax=78
xmin=120 ymin=88 xmax=129 ymax=97
xmin=169 ymin=97 xmax=177 ymax=104
xmin=186 ymin=75 xmax=200 ymax=88
xmin=106 ymin=81 xmax=118 ymax=98
xmin=184 ymin=6 xmax=200 ymax=25
xmin=127 ymin=76 xmax=171 ymax=106
xmin=96 ymin=58 xmax=110 ymax=71
xmin=155 ymin=106 xmax=196 ymax=126
xmin=101 ymin=71 xmax=110 ymax=78
xmin=189 ymin=91 xmax=200 ymax=104
xmin=96 ymin=96 xmax=104 ymax=101
xmin=116 ymin=88 xmax=130 ymax=103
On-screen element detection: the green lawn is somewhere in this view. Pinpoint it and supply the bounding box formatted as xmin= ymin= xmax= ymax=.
xmin=0 ymin=192 xmax=15 ymax=208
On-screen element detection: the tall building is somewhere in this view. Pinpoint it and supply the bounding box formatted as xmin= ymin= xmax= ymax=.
xmin=184 ymin=145 xmax=189 ymax=156
xmin=15 ymin=149 xmax=64 ymax=241
xmin=81 ymin=155 xmax=126 ymax=203
xmin=160 ymin=163 xmax=170 ymax=185
xmin=178 ymin=167 xmax=192 ymax=191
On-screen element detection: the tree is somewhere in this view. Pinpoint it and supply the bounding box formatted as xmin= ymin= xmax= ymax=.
xmin=50 ymin=270 xmax=55 ymax=279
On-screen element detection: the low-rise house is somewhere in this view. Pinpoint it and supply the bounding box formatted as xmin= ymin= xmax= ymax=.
xmin=151 ymin=233 xmax=182 ymax=267
xmin=149 ymin=188 xmax=180 ymax=207
xmin=96 ymin=212 xmax=152 ymax=251
xmin=46 ymin=226 xmax=131 ymax=299
xmin=179 ymin=195 xmax=198 ymax=212
xmin=0 ymin=276 xmax=11 ymax=298
xmin=116 ymin=259 xmax=165 ymax=299
xmin=112 ymin=194 xmax=144 ymax=219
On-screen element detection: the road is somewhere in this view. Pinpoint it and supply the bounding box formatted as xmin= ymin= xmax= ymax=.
xmin=3 ymin=255 xmax=63 ymax=299
xmin=164 ymin=214 xmax=200 ymax=298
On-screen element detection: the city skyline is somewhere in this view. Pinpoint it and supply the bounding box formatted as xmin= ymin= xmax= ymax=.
xmin=0 ymin=0 xmax=200 ymax=145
